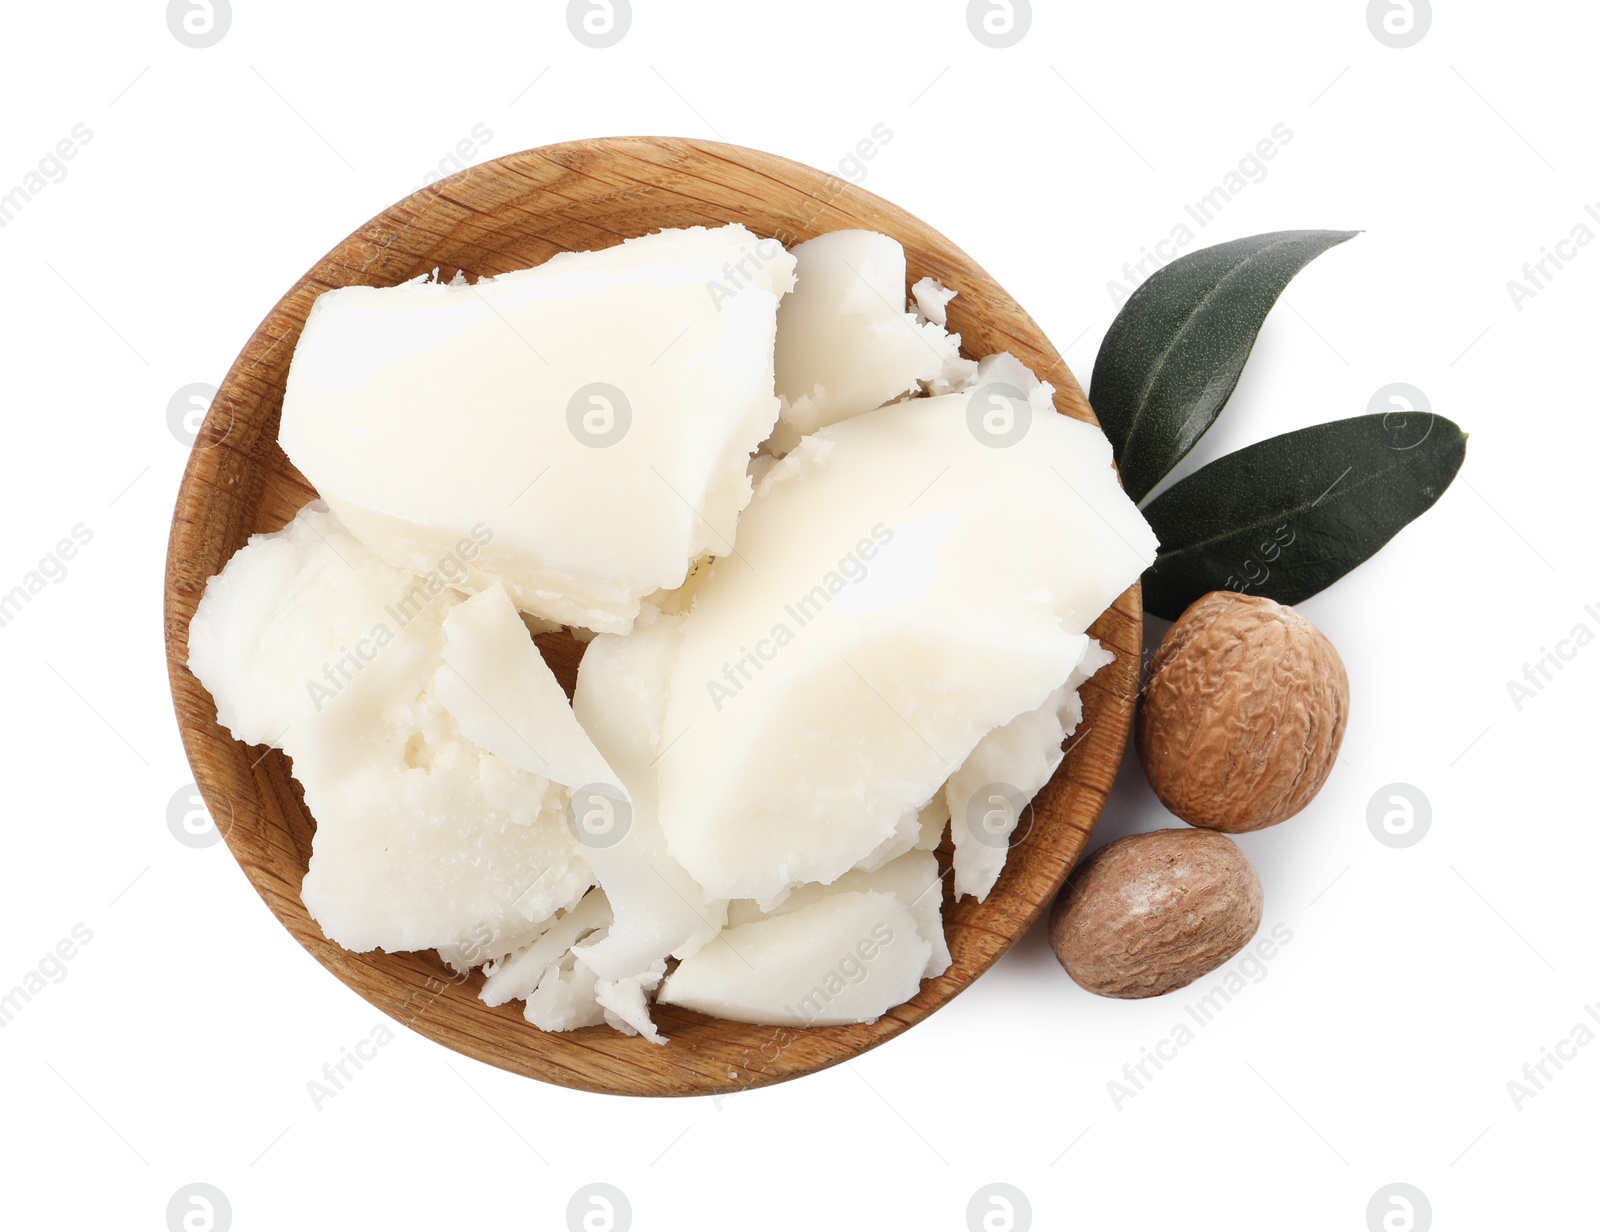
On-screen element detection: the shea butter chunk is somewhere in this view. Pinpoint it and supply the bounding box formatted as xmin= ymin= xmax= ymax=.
xmin=657 ymin=891 xmax=930 ymax=1026
xmin=771 ymin=230 xmax=962 ymax=453
xmin=280 ymin=225 xmax=797 ymax=634
xmin=658 ymin=394 xmax=1156 ymax=903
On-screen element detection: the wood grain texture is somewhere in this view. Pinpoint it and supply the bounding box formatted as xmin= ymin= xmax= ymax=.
xmin=162 ymin=137 xmax=1142 ymax=1097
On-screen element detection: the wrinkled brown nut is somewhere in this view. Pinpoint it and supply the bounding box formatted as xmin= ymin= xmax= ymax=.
xmin=1049 ymin=829 xmax=1262 ymax=999
xmin=1138 ymin=591 xmax=1348 ymax=833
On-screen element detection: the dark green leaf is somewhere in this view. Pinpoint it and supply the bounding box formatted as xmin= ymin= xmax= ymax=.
xmin=1091 ymin=230 xmax=1359 ymax=502
xmin=1140 ymin=413 xmax=1467 ymax=620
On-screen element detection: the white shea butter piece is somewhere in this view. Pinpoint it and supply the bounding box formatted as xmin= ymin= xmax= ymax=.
xmin=436 ymin=583 xmax=623 ymax=794
xmin=916 ymin=795 xmax=949 ymax=851
xmin=523 ymin=949 xmax=608 ymax=1033
xmin=726 ymin=850 xmax=951 ymax=979
xmin=187 ymin=501 xmax=458 ymax=749
xmin=910 ymin=275 xmax=957 ymax=328
xmin=657 ymin=393 xmax=1156 ymax=903
xmin=962 ymin=350 xmax=1051 ymax=398
xmin=657 ymin=891 xmax=930 ymax=1026
xmin=947 ymin=639 xmax=1116 ymax=903
xmin=569 ymin=612 xmax=728 ymax=982
xmin=850 ymin=803 xmax=928 ymax=875
xmin=771 ymin=230 xmax=961 ymax=453
xmin=189 ymin=503 xmax=593 ymax=956
xmin=481 ymin=890 xmax=669 ymax=1041
xmin=280 ymin=225 xmax=797 ymax=635
xmin=594 ymin=961 xmax=668 ymax=1044
xmin=479 ymin=889 xmax=611 ymax=1008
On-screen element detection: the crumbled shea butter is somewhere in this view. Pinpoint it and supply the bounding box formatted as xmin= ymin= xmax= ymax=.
xmin=189 ymin=225 xmax=1158 ymax=1041
xmin=188 ymin=504 xmax=593 ymax=956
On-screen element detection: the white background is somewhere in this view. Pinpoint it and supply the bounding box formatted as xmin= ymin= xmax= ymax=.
xmin=1 ymin=2 xmax=1594 ymax=1229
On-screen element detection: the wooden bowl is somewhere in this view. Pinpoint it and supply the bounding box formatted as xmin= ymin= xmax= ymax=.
xmin=163 ymin=137 xmax=1141 ymax=1097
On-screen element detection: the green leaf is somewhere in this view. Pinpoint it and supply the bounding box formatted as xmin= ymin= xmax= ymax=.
xmin=1091 ymin=230 xmax=1359 ymax=502
xmin=1140 ymin=413 xmax=1467 ymax=620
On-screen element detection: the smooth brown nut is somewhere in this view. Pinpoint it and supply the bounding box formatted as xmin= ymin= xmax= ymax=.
xmin=1049 ymin=829 xmax=1262 ymax=998
xmin=1138 ymin=591 xmax=1348 ymax=833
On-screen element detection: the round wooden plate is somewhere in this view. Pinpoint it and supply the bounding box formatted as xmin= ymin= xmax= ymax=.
xmin=163 ymin=136 xmax=1141 ymax=1097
